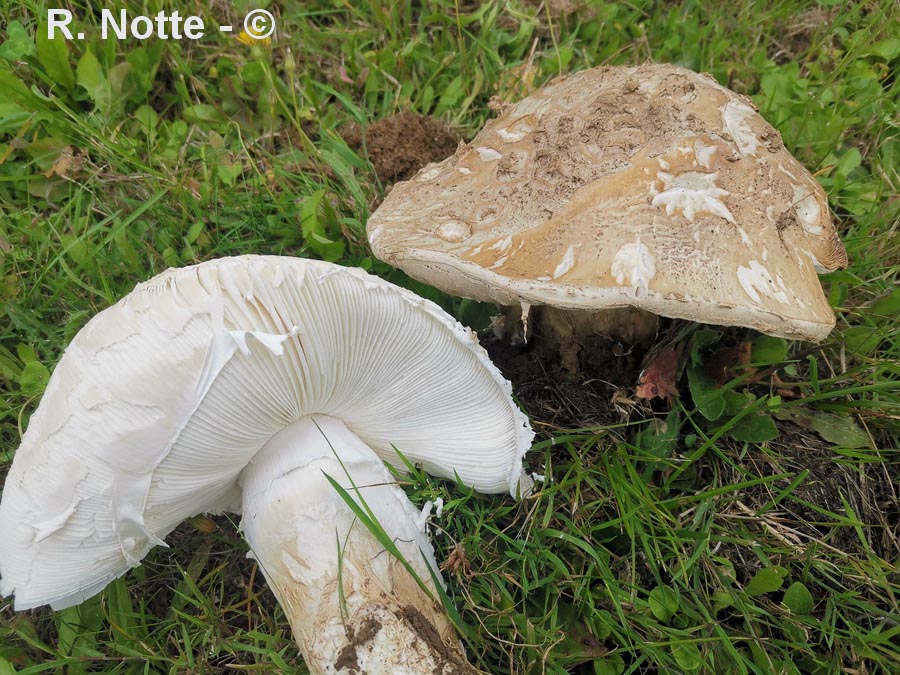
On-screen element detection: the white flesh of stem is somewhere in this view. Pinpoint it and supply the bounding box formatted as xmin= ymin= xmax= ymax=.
xmin=238 ymin=415 xmax=476 ymax=674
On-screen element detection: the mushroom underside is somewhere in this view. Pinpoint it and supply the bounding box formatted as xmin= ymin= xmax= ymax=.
xmin=0 ymin=256 xmax=533 ymax=675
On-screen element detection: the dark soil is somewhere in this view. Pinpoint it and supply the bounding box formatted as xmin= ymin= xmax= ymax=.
xmin=395 ymin=605 xmax=477 ymax=675
xmin=334 ymin=615 xmax=383 ymax=672
xmin=481 ymin=327 xmax=657 ymax=430
xmin=343 ymin=112 xmax=460 ymax=184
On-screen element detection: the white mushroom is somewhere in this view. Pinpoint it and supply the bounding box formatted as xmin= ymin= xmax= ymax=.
xmin=367 ymin=64 xmax=848 ymax=370
xmin=0 ymin=255 xmax=533 ymax=675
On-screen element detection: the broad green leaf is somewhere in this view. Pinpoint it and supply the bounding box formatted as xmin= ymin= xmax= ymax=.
xmin=712 ymin=590 xmax=734 ymax=614
xmin=648 ymin=585 xmax=680 ymax=622
xmin=843 ymin=325 xmax=882 ymax=357
xmin=635 ymin=409 xmax=681 ymax=460
xmin=723 ymin=390 xmax=753 ymax=415
xmin=835 ymin=147 xmax=861 ymax=178
xmin=871 ymin=288 xmax=900 ymax=317
xmin=866 ymin=37 xmax=900 ymax=60
xmin=0 ymin=70 xmax=35 ymax=105
xmin=773 ymin=409 xmax=870 ymax=448
xmin=300 ymin=189 xmax=346 ymax=262
xmin=0 ymin=21 xmax=35 ymax=61
xmin=186 ymin=221 xmax=205 ymax=244
xmin=672 ymin=642 xmax=702 ymax=671
xmin=690 ymin=328 xmax=721 ymax=366
xmin=108 ymin=60 xmax=132 ymax=97
xmin=76 ymin=50 xmax=111 ymax=114
xmin=241 ymin=60 xmax=266 ymax=85
xmin=182 ymin=104 xmax=227 ymax=125
xmin=436 ymin=74 xmax=464 ymax=114
xmin=134 ymin=104 xmax=158 ymax=132
xmin=16 ymin=343 xmax=38 ymax=363
xmin=751 ymin=335 xmax=788 ymax=363
xmin=19 ymin=360 xmax=50 ymax=396
xmin=728 ymin=415 xmax=778 ymax=443
xmin=126 ymin=43 xmax=165 ymax=96
xmin=36 ymin=25 xmax=74 ymax=89
xmin=594 ymin=655 xmax=625 ymax=675
xmin=745 ymin=566 xmax=788 ymax=596
xmin=687 ymin=364 xmax=724 ymax=421
xmin=782 ymin=581 xmax=814 ymax=615
xmin=729 ymin=411 xmax=778 ymax=443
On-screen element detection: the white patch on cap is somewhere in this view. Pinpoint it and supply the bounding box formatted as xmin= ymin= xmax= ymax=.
xmin=737 ymin=260 xmax=790 ymax=305
xmin=694 ymin=141 xmax=716 ymax=169
xmin=418 ymin=165 xmax=443 ymax=181
xmin=490 ymin=235 xmax=513 ymax=253
xmin=778 ymin=163 xmax=799 ymax=181
xmin=497 ymin=115 xmax=536 ymax=142
xmin=435 ymin=219 xmax=472 ymax=242
xmin=489 ymin=255 xmax=508 ymax=270
xmin=457 ymin=167 xmax=471 ymax=175
xmin=658 ymin=156 xmax=671 ymax=170
xmin=805 ymin=249 xmax=828 ymax=273
xmin=639 ymin=76 xmax=662 ymax=93
xmin=368 ymin=225 xmax=384 ymax=244
xmin=476 ymin=146 xmax=502 ymax=161
xmin=792 ymin=184 xmax=823 ymax=234
xmin=612 ymin=237 xmax=656 ymax=299
xmin=720 ymin=100 xmax=759 ymax=156
xmin=737 ymin=227 xmax=752 ymax=246
xmin=552 ymin=245 xmax=577 ymax=279
xmin=652 ymin=171 xmax=735 ymax=222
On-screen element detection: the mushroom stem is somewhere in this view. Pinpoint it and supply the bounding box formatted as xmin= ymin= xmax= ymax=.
xmin=239 ymin=415 xmax=478 ymax=675
xmin=493 ymin=305 xmax=659 ymax=371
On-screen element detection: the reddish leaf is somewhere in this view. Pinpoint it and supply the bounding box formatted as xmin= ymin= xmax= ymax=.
xmin=636 ymin=344 xmax=684 ymax=400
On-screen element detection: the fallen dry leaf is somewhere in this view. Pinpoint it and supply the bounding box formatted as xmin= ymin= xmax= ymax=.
xmin=440 ymin=542 xmax=472 ymax=578
xmin=43 ymin=146 xmax=80 ymax=179
xmin=636 ymin=343 xmax=684 ymax=400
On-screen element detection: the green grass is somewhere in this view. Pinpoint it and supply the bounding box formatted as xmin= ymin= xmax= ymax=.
xmin=1 ymin=0 xmax=898 ymax=673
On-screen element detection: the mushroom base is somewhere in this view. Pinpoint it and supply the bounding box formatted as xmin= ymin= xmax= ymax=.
xmin=238 ymin=415 xmax=477 ymax=675
xmin=493 ymin=305 xmax=659 ymax=371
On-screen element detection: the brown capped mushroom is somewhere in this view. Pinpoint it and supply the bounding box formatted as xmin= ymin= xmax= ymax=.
xmin=367 ymin=64 xmax=847 ymax=370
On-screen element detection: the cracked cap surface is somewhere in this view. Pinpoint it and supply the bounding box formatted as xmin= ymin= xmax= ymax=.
xmin=367 ymin=63 xmax=848 ymax=341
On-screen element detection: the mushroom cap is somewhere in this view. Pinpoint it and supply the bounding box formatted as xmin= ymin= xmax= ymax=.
xmin=0 ymin=256 xmax=533 ymax=610
xmin=367 ymin=64 xmax=848 ymax=341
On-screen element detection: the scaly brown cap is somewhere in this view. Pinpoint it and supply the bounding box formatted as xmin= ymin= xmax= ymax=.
xmin=367 ymin=64 xmax=847 ymax=340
